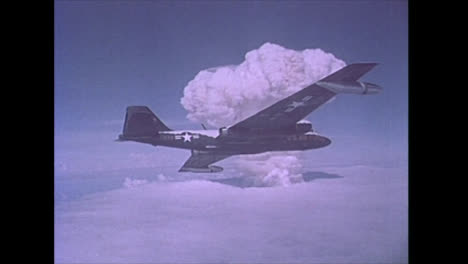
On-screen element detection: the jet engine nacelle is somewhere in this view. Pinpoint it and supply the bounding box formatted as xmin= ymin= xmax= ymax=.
xmin=296 ymin=120 xmax=313 ymax=133
xmin=316 ymin=81 xmax=382 ymax=95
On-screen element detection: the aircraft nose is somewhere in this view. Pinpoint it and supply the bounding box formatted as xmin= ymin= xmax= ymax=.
xmin=316 ymin=136 xmax=331 ymax=147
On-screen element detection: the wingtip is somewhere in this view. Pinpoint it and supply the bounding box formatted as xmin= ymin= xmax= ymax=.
xmin=349 ymin=62 xmax=379 ymax=67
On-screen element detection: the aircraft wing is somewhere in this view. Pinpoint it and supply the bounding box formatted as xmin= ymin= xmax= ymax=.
xmin=229 ymin=63 xmax=378 ymax=131
xmin=179 ymin=151 xmax=231 ymax=172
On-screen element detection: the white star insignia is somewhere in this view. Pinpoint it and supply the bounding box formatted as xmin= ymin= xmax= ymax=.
xmin=182 ymin=133 xmax=192 ymax=142
xmin=288 ymin=101 xmax=305 ymax=108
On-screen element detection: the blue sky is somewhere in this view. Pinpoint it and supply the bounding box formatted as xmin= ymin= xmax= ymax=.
xmin=55 ymin=0 xmax=407 ymax=172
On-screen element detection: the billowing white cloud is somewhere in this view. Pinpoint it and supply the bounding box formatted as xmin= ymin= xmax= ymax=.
xmin=235 ymin=152 xmax=304 ymax=187
xmin=157 ymin=173 xmax=166 ymax=182
xmin=180 ymin=43 xmax=346 ymax=185
xmin=181 ymin=42 xmax=345 ymax=128
xmin=123 ymin=177 xmax=149 ymax=188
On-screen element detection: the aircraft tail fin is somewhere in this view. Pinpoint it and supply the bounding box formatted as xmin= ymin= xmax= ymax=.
xmin=121 ymin=106 xmax=171 ymax=137
xmin=321 ymin=63 xmax=378 ymax=82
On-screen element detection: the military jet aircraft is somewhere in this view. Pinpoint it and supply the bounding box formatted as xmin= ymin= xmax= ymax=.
xmin=117 ymin=63 xmax=381 ymax=172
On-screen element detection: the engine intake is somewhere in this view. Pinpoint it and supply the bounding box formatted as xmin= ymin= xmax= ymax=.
xmin=296 ymin=120 xmax=313 ymax=133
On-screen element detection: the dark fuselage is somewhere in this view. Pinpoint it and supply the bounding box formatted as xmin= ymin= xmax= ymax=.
xmin=122 ymin=129 xmax=331 ymax=155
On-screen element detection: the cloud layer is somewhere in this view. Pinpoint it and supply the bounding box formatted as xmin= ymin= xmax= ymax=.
xmin=55 ymin=165 xmax=408 ymax=263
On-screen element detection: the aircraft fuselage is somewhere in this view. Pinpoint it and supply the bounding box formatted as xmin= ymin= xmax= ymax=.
xmin=120 ymin=129 xmax=331 ymax=155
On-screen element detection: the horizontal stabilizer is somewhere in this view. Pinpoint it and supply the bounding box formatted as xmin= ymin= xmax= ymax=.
xmin=179 ymin=150 xmax=231 ymax=173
